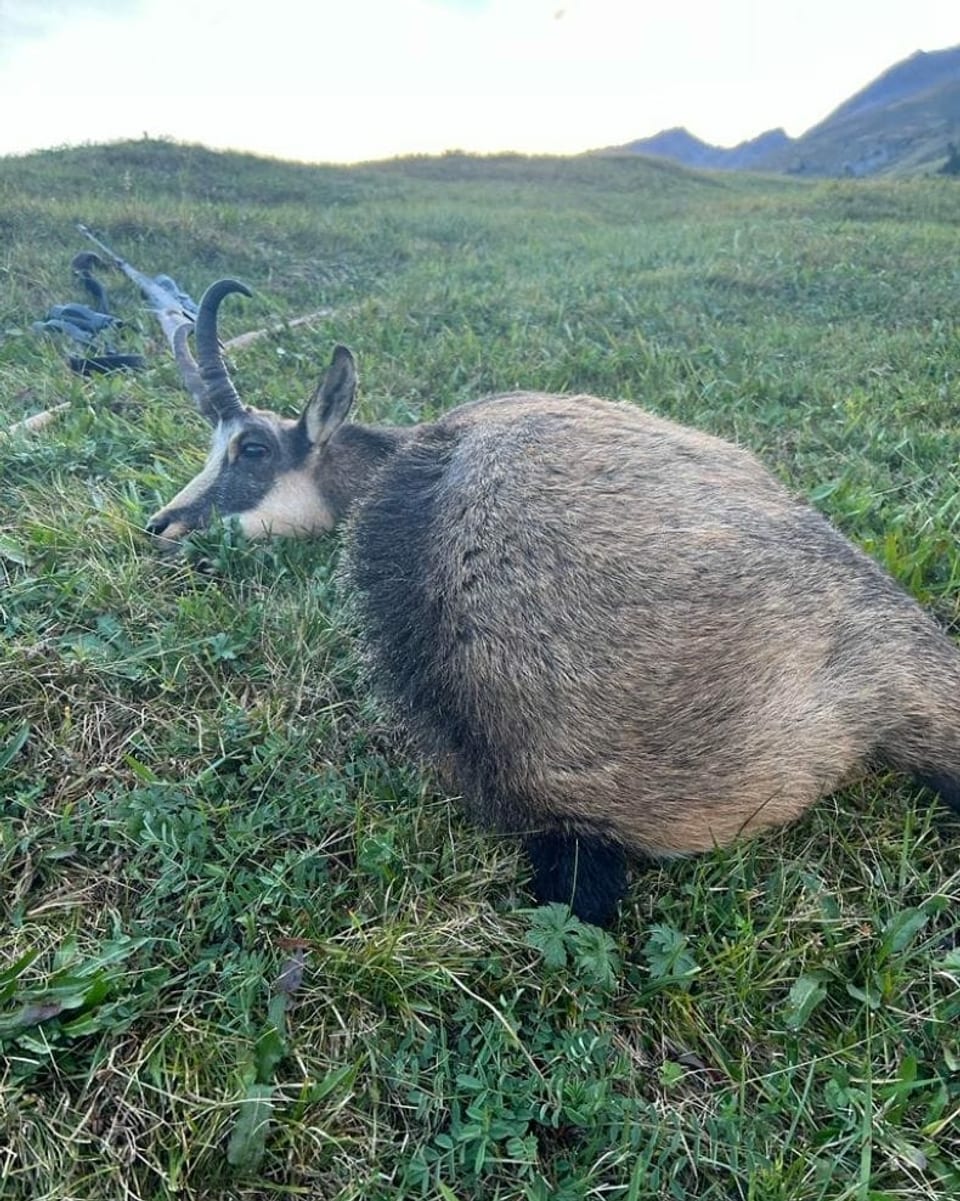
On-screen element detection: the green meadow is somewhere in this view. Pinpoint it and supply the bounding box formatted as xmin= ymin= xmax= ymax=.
xmin=1 ymin=139 xmax=959 ymax=1200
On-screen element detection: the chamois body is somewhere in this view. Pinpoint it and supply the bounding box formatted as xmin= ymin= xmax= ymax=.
xmin=341 ymin=392 xmax=960 ymax=919
xmin=149 ymin=281 xmax=960 ymax=925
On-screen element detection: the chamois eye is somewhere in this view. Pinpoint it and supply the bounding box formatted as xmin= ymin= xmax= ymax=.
xmin=239 ymin=441 xmax=270 ymax=461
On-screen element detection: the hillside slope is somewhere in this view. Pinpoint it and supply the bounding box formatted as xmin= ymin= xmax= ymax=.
xmin=768 ymin=47 xmax=960 ymax=176
xmin=818 ymin=45 xmax=960 ymax=127
xmin=609 ymin=43 xmax=960 ymax=177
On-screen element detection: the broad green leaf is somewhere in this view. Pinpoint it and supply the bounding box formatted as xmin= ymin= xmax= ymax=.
xmin=0 ymin=724 xmax=30 ymax=773
xmin=226 ymin=1083 xmax=274 ymax=1172
xmin=783 ymin=974 xmax=828 ymax=1030
xmin=880 ymin=908 xmax=929 ymax=960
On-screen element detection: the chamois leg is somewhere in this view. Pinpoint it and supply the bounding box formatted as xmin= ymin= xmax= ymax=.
xmin=870 ymin=632 xmax=960 ymax=815
xmin=878 ymin=696 xmax=960 ymax=814
xmin=524 ymin=829 xmax=627 ymax=927
xmin=913 ymin=770 xmax=960 ymax=813
xmin=882 ymin=740 xmax=960 ymax=814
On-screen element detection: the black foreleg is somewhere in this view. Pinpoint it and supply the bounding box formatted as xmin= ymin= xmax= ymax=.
xmin=915 ymin=771 xmax=960 ymax=814
xmin=524 ymin=829 xmax=628 ymax=927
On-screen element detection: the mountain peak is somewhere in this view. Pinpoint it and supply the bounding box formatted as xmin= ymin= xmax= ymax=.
xmin=605 ymin=42 xmax=960 ymax=179
xmin=810 ymin=42 xmax=960 ymax=132
xmin=613 ymin=125 xmax=790 ymax=171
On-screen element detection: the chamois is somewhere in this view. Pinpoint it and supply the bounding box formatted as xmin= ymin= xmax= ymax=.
xmin=148 ymin=280 xmax=960 ymax=926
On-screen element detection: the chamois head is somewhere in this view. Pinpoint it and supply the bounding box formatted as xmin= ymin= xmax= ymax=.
xmin=146 ymin=281 xmax=361 ymax=542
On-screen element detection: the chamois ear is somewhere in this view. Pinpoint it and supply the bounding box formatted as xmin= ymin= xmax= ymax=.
xmin=302 ymin=345 xmax=357 ymax=447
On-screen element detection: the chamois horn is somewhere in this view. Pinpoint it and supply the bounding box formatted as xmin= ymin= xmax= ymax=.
xmin=194 ymin=279 xmax=252 ymax=424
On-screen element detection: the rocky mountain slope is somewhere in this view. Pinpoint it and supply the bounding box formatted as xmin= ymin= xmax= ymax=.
xmin=608 ymin=44 xmax=960 ymax=177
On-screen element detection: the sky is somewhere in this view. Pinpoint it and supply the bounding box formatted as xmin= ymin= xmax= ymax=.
xmin=0 ymin=0 xmax=957 ymax=163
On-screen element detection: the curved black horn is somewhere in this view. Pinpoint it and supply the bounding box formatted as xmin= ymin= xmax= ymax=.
xmin=195 ymin=279 xmax=253 ymax=422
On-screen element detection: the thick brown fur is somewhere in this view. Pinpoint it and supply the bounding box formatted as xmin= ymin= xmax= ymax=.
xmin=149 ymin=291 xmax=960 ymax=925
xmin=341 ymin=393 xmax=960 ymax=918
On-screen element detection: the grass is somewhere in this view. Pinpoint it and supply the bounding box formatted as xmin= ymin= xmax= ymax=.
xmin=1 ymin=138 xmax=959 ymax=1200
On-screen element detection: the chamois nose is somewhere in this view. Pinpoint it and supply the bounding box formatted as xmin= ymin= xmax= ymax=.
xmin=145 ymin=513 xmax=170 ymax=537
xmin=145 ymin=510 xmax=191 ymax=543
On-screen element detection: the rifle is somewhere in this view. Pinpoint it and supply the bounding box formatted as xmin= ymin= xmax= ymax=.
xmin=8 ymin=228 xmax=334 ymax=436
xmin=76 ymin=223 xmax=205 ymax=406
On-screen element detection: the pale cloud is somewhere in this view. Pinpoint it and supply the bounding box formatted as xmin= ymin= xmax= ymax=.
xmin=0 ymin=0 xmax=145 ymax=57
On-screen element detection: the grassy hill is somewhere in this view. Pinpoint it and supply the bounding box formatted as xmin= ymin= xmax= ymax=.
xmin=1 ymin=139 xmax=959 ymax=1200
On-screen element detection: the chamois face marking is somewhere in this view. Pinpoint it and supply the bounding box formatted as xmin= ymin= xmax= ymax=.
xmin=236 ymin=465 xmax=336 ymax=538
xmin=147 ymin=409 xmax=319 ymax=542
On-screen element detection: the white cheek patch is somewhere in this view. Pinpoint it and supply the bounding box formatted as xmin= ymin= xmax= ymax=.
xmin=160 ymin=422 xmax=237 ymax=512
xmin=236 ymin=468 xmax=335 ymax=539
